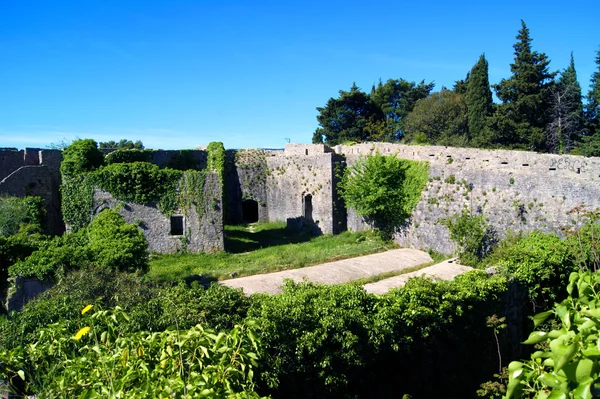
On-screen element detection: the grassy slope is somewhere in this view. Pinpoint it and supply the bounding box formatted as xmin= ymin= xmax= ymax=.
xmin=148 ymin=222 xmax=397 ymax=282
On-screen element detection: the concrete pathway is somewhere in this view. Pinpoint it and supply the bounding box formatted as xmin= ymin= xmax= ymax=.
xmin=363 ymin=258 xmax=473 ymax=295
xmin=221 ymin=248 xmax=433 ymax=295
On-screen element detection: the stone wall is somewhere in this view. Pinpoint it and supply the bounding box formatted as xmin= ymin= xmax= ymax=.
xmin=92 ymin=172 xmax=224 ymax=254
xmin=264 ymin=145 xmax=340 ymax=234
xmin=337 ymin=143 xmax=600 ymax=254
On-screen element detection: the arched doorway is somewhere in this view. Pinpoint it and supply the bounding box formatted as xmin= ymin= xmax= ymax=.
xmin=242 ymin=199 xmax=259 ymax=223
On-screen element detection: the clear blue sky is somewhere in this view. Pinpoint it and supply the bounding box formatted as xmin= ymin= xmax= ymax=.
xmin=1 ymin=0 xmax=599 ymax=150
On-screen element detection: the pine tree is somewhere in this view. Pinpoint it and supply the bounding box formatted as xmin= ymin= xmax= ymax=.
xmin=492 ymin=20 xmax=556 ymax=151
xmin=545 ymin=53 xmax=583 ymax=153
xmin=585 ymin=49 xmax=600 ymax=136
xmin=579 ymin=49 xmax=600 ymax=156
xmin=466 ymin=54 xmax=493 ymax=147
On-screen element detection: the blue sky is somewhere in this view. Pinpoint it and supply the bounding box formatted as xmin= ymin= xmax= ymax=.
xmin=1 ymin=0 xmax=599 ymax=150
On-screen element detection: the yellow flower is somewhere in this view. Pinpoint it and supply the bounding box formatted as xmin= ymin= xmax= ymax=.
xmin=74 ymin=326 xmax=91 ymax=340
xmin=81 ymin=305 xmax=93 ymax=315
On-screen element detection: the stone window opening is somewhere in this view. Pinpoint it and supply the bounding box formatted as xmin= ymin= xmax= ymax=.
xmin=170 ymin=215 xmax=185 ymax=236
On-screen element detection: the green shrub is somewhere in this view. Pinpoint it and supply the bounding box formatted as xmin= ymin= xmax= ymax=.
xmin=0 ymin=196 xmax=45 ymax=237
xmin=8 ymin=231 xmax=91 ymax=280
xmin=59 ymin=139 xmax=104 ymax=177
xmin=494 ymin=231 xmax=574 ymax=309
xmin=86 ymin=209 xmax=148 ymax=273
xmin=441 ymin=210 xmax=498 ymax=266
xmin=0 ymin=306 xmax=265 ymax=398
xmin=340 ymin=153 xmax=428 ymax=236
xmin=248 ymin=273 xmax=509 ymax=399
xmin=9 ymin=210 xmax=148 ymax=279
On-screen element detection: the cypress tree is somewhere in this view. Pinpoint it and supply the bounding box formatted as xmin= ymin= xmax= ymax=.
xmin=492 ymin=20 xmax=556 ymax=151
xmin=466 ymin=54 xmax=493 ymax=147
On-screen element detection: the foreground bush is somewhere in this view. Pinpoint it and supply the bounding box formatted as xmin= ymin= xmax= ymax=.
xmin=506 ymin=270 xmax=600 ymax=398
xmin=0 ymin=306 xmax=266 ymax=398
xmin=8 ymin=209 xmax=148 ymax=279
xmin=249 ymin=272 xmax=510 ymax=398
xmin=0 ymin=266 xmax=250 ymax=350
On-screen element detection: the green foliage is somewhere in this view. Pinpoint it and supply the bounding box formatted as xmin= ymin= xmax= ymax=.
xmin=506 ymin=270 xmax=600 ymax=398
xmin=0 ymin=266 xmax=249 ymax=349
xmin=546 ymin=53 xmax=584 ymax=153
xmin=98 ymin=139 xmax=144 ymax=150
xmin=441 ymin=210 xmax=497 ymax=266
xmin=0 ymin=196 xmax=45 ymax=237
xmin=584 ymin=49 xmax=600 ymax=137
xmin=104 ymin=149 xmax=154 ymax=164
xmin=93 ymin=162 xmax=183 ymax=206
xmin=0 ymin=306 xmax=265 ymax=398
xmin=207 ymin=141 xmax=226 ymax=216
xmin=312 ymin=83 xmax=383 ymax=145
xmin=339 ymin=153 xmax=428 ymax=236
xmin=59 ymin=139 xmax=104 ymax=177
xmin=248 ymin=271 xmax=509 ymax=398
xmin=86 ymin=209 xmax=149 ymax=273
xmin=369 ymin=78 xmax=435 ymax=141
xmin=492 ymin=21 xmax=555 ymax=151
xmin=402 ymin=90 xmax=469 ymax=146
xmin=9 ymin=210 xmax=148 ymax=279
xmin=467 ymin=54 xmax=494 ymax=147
xmin=60 ymin=174 xmax=95 ymax=231
xmin=494 ymin=231 xmax=574 ymax=309
xmin=167 ymin=149 xmax=199 ymax=170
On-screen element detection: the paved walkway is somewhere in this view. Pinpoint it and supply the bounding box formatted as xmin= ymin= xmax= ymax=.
xmin=221 ymin=248 xmax=433 ymax=295
xmin=363 ymin=258 xmax=473 ymax=295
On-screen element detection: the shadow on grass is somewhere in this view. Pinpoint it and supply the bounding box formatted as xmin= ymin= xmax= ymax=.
xmin=224 ymin=224 xmax=314 ymax=254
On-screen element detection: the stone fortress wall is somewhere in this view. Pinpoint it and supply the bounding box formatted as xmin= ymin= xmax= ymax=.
xmin=0 ymin=148 xmax=64 ymax=235
xmin=337 ymin=143 xmax=600 ymax=253
xmin=2 ymin=143 xmax=599 ymax=256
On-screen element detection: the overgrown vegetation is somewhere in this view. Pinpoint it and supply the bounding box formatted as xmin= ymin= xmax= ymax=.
xmin=441 ymin=210 xmax=498 ymax=266
xmin=2 ymin=211 xmax=600 ymax=397
xmin=0 ymin=305 xmax=265 ymax=398
xmin=60 ymin=139 xmax=221 ymax=231
xmin=339 ymin=153 xmax=428 ymax=237
xmin=0 ymin=196 xmax=44 ymax=237
xmin=8 ymin=209 xmax=148 ymax=280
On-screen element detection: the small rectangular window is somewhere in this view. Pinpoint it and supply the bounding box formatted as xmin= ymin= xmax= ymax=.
xmin=170 ymin=215 xmax=184 ymax=236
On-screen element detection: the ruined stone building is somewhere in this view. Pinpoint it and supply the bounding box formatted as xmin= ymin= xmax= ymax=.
xmin=1 ymin=143 xmax=600 ymax=255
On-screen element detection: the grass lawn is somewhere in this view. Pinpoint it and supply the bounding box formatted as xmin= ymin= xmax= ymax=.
xmin=148 ymin=222 xmax=397 ymax=282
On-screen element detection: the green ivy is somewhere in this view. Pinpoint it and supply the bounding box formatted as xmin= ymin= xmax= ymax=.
xmin=61 ymin=175 xmax=95 ymax=232
xmin=93 ymin=162 xmax=182 ymax=205
xmin=207 ymin=142 xmax=226 ymax=217
xmin=60 ymin=139 xmax=104 ymax=177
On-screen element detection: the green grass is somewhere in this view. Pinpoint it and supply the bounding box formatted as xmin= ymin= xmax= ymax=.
xmin=148 ymin=222 xmax=397 ymax=282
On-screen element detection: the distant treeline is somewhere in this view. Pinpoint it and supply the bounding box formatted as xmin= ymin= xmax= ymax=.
xmin=313 ymin=20 xmax=600 ymax=157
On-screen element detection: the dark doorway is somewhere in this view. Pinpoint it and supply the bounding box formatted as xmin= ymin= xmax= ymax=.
xmin=303 ymin=194 xmax=313 ymax=223
xmin=170 ymin=215 xmax=184 ymax=235
xmin=242 ymin=200 xmax=259 ymax=223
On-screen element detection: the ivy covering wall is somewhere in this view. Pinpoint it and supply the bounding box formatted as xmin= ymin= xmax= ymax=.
xmin=60 ymin=140 xmax=223 ymax=232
